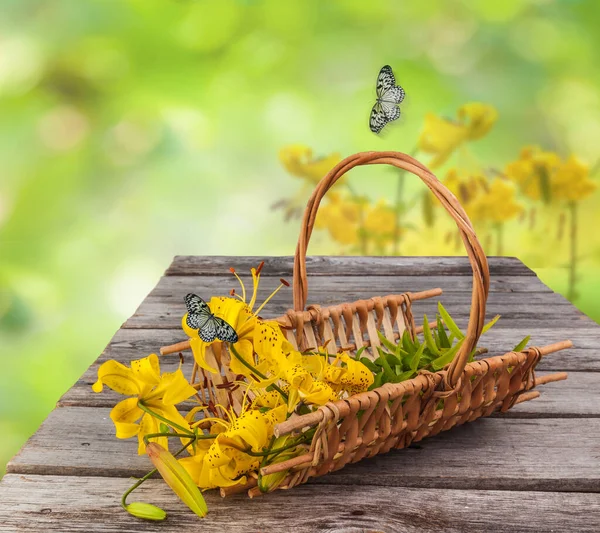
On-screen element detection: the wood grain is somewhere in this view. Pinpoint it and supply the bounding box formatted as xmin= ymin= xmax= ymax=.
xmin=165 ymin=255 xmax=537 ymax=277
xmin=1 ymin=474 xmax=598 ymax=533
xmin=7 ymin=407 xmax=600 ymax=492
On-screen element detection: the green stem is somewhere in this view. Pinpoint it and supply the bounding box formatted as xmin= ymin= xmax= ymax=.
xmin=142 ymin=432 xmax=218 ymax=447
xmin=345 ymin=182 xmax=368 ymax=255
xmin=496 ymin=223 xmax=504 ymax=256
xmin=121 ymin=438 xmax=195 ymax=510
xmin=229 ymin=344 xmax=288 ymax=402
xmin=226 ymin=432 xmax=312 ymax=458
xmin=568 ymin=202 xmax=578 ymax=300
xmin=393 ymin=147 xmax=418 ymax=256
xmin=137 ymin=402 xmax=194 ymax=436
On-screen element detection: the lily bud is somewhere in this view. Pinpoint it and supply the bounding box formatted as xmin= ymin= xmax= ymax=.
xmin=146 ymin=442 xmax=208 ymax=518
xmin=125 ymin=502 xmax=167 ymax=521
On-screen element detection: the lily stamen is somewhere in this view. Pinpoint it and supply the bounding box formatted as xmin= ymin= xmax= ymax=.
xmin=229 ymin=267 xmax=247 ymax=302
xmin=254 ymin=279 xmax=289 ymax=316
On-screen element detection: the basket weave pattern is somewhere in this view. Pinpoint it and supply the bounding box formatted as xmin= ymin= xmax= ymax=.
xmin=163 ymin=151 xmax=570 ymax=497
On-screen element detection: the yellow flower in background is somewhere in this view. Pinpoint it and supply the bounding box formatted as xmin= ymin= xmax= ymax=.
xmin=458 ymin=102 xmax=498 ymax=140
xmin=440 ymin=168 xmax=487 ymax=208
xmin=505 ymin=146 xmax=561 ymax=202
xmin=315 ymin=192 xmax=363 ymax=245
xmin=279 ymin=144 xmax=342 ymax=185
xmin=418 ymin=113 xmax=468 ymax=168
xmin=364 ymin=200 xmax=396 ymax=248
xmin=418 ymin=103 xmax=498 ymax=168
xmin=92 ymin=354 xmax=196 ymax=454
xmin=468 ymin=178 xmax=524 ymax=224
xmin=553 ymin=155 xmax=596 ymax=202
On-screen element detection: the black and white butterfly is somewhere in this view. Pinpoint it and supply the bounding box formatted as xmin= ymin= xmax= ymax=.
xmin=369 ymin=65 xmax=405 ymax=134
xmin=184 ymin=293 xmax=239 ymax=343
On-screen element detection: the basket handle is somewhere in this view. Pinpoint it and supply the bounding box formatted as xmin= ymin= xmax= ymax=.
xmin=292 ymin=151 xmax=490 ymax=388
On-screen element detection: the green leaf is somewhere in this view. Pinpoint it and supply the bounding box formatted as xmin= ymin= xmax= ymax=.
xmin=437 ymin=302 xmax=464 ymax=340
xmin=377 ymin=348 xmax=396 ymax=380
xmin=354 ymin=346 xmax=367 ymax=360
xmin=369 ymin=371 xmax=385 ymax=390
xmin=360 ymin=357 xmax=380 ymax=373
xmin=423 ymin=315 xmax=440 ymax=356
xmin=431 ymin=339 xmax=465 ymax=371
xmin=437 ymin=315 xmax=451 ymax=348
xmin=481 ymin=314 xmax=500 ymax=335
xmin=401 ymin=329 xmax=415 ymax=354
xmin=393 ymin=369 xmax=416 ymax=383
xmin=408 ymin=340 xmax=426 ymax=373
xmin=377 ymin=331 xmax=399 ymax=353
xmin=159 ymin=423 xmax=170 ymax=434
xmin=513 ymin=335 xmax=531 ymax=352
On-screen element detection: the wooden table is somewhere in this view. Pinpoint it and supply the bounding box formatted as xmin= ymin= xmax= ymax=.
xmin=1 ymin=256 xmax=599 ymax=532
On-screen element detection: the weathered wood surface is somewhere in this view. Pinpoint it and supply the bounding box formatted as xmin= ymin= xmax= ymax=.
xmin=1 ymin=475 xmax=599 ymax=533
xmin=1 ymin=256 xmax=599 ymax=532
xmin=8 ymin=407 xmax=600 ymax=492
xmin=3 ymin=475 xmax=599 ymax=533
xmin=165 ymin=255 xmax=538 ymax=277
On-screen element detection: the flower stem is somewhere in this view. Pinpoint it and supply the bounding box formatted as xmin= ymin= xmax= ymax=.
xmin=229 ymin=344 xmax=288 ymax=402
xmin=137 ymin=402 xmax=194 ymax=436
xmin=221 ymin=432 xmax=312 ymax=457
xmin=496 ymin=223 xmax=504 ymax=256
xmin=568 ymin=201 xmax=578 ymax=300
xmin=143 ymin=432 xmax=218 ymax=447
xmin=121 ymin=438 xmax=195 ymax=510
xmin=393 ymin=147 xmax=418 ymax=255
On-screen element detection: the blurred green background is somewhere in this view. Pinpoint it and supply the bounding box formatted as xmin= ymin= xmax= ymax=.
xmin=1 ymin=0 xmax=599 ymax=476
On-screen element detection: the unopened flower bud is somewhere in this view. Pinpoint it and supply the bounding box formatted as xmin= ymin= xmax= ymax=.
xmin=125 ymin=502 xmax=167 ymax=521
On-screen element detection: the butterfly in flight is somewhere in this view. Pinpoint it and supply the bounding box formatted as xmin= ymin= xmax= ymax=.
xmin=369 ymin=65 xmax=405 ymax=134
xmin=184 ymin=293 xmax=239 ymax=343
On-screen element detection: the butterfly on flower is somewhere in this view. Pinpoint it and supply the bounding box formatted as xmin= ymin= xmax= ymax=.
xmin=184 ymin=294 xmax=239 ymax=343
xmin=369 ymin=65 xmax=405 ymax=134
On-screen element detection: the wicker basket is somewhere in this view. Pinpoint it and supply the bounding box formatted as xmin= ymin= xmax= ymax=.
xmin=162 ymin=151 xmax=571 ymax=498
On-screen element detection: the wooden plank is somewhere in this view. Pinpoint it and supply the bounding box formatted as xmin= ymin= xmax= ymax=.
xmin=7 ymin=407 xmax=600 ymax=492
xmin=64 ymin=326 xmax=600 ymax=371
xmin=125 ymin=286 xmax=590 ymax=331
xmin=1 ymin=474 xmax=599 ymax=533
xmin=165 ymin=255 xmax=537 ymax=277
xmin=147 ymin=274 xmax=553 ymax=303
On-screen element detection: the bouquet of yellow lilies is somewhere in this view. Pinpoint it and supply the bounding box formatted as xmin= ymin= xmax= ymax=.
xmin=93 ymin=262 xmax=376 ymax=520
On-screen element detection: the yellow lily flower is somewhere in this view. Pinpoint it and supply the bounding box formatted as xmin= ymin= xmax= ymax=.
xmin=279 ymin=144 xmax=342 ymax=185
xmin=505 ymin=146 xmax=561 ymax=201
xmin=468 ymin=178 xmax=523 ymax=224
xmin=364 ymin=200 xmax=397 ymax=249
xmin=314 ymin=192 xmax=363 ymax=245
xmin=458 ymin=102 xmax=498 ymax=140
xmin=92 ymin=354 xmax=197 ymax=454
xmin=553 ymin=155 xmax=596 ymax=202
xmin=146 ymin=442 xmax=208 ymax=518
xmin=182 ymin=264 xmax=289 ymax=375
xmin=418 ymin=103 xmax=498 ymax=168
xmin=182 ymin=404 xmax=287 ymax=489
xmin=322 ymin=352 xmax=374 ymax=395
xmin=418 ymin=113 xmax=468 ymax=169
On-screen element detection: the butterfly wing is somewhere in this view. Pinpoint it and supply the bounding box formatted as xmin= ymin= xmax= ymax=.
xmin=370 ymin=101 xmax=387 ymax=134
xmin=185 ymin=293 xmax=213 ymax=330
xmin=380 ymin=85 xmax=405 ymax=104
xmin=214 ymin=316 xmax=239 ymax=343
xmin=198 ymin=317 xmax=219 ymax=343
xmin=380 ymin=100 xmax=401 ymax=123
xmin=376 ymin=65 xmax=396 ymax=99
